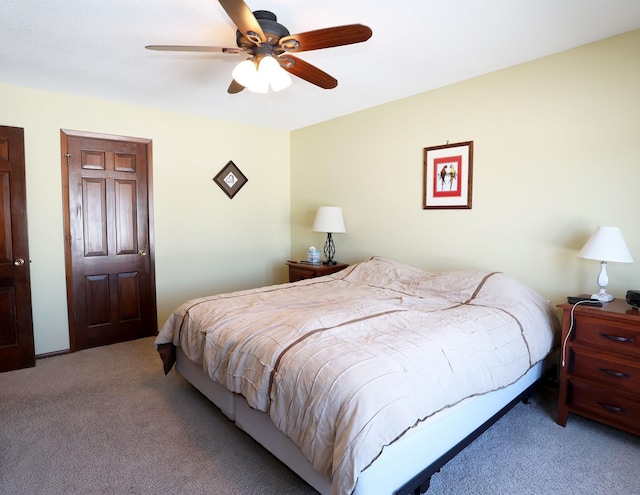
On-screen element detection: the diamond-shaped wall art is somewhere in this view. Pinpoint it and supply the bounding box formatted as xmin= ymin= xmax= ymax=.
xmin=213 ymin=160 xmax=248 ymax=199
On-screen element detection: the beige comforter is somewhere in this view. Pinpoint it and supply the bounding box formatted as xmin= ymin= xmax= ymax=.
xmin=156 ymin=257 xmax=559 ymax=495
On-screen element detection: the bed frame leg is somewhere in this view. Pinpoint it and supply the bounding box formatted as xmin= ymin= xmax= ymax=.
xmin=394 ymin=474 xmax=432 ymax=495
xmin=413 ymin=478 xmax=431 ymax=494
xmin=521 ymin=387 xmax=537 ymax=405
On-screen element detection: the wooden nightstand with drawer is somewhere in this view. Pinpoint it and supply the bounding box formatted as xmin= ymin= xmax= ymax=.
xmin=557 ymin=299 xmax=640 ymax=436
xmin=286 ymin=261 xmax=348 ymax=283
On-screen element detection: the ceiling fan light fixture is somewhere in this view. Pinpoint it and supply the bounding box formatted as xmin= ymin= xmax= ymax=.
xmin=232 ymin=56 xmax=291 ymax=93
xmin=258 ymin=56 xmax=291 ymax=92
xmin=269 ymin=71 xmax=292 ymax=92
xmin=231 ymin=59 xmax=258 ymax=87
xmin=147 ymin=2 xmax=373 ymax=95
xmin=247 ymin=75 xmax=270 ymax=93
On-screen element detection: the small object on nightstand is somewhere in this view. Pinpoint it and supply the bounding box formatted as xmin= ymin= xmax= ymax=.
xmin=307 ymin=246 xmax=321 ymax=264
xmin=567 ymin=296 xmax=602 ymax=306
xmin=286 ymin=260 xmax=348 ymax=283
xmin=626 ymin=290 xmax=640 ymax=309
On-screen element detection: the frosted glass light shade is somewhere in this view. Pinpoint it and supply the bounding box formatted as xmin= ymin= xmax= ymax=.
xmin=232 ymin=56 xmax=291 ymax=93
xmin=232 ymin=59 xmax=258 ymax=88
xmin=258 ymin=56 xmax=291 ymax=92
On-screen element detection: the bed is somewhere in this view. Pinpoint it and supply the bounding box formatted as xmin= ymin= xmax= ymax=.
xmin=155 ymin=256 xmax=560 ymax=495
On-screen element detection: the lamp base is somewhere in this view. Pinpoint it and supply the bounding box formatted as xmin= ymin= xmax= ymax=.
xmin=322 ymin=233 xmax=336 ymax=267
xmin=591 ymin=289 xmax=614 ymax=302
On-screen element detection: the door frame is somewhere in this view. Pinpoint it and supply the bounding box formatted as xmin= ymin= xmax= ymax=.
xmin=60 ymin=129 xmax=157 ymax=352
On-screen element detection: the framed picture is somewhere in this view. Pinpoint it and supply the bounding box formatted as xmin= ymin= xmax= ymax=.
xmin=213 ymin=160 xmax=248 ymax=199
xmin=423 ymin=141 xmax=473 ymax=209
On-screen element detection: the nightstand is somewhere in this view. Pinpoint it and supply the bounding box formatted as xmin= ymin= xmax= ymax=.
xmin=557 ymin=299 xmax=640 ymax=436
xmin=286 ymin=261 xmax=348 ymax=283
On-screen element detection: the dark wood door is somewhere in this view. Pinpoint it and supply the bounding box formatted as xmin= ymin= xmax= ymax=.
xmin=0 ymin=125 xmax=35 ymax=372
xmin=61 ymin=130 xmax=157 ymax=351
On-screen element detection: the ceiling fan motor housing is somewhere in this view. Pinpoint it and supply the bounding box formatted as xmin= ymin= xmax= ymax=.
xmin=236 ymin=10 xmax=290 ymax=48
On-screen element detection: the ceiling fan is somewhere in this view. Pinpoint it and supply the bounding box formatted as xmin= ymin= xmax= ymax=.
xmin=145 ymin=0 xmax=372 ymax=94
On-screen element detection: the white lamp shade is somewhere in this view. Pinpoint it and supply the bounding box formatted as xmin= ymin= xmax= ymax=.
xmin=312 ymin=206 xmax=346 ymax=233
xmin=578 ymin=226 xmax=633 ymax=263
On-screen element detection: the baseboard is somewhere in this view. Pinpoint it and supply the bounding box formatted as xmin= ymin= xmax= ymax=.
xmin=36 ymin=349 xmax=71 ymax=360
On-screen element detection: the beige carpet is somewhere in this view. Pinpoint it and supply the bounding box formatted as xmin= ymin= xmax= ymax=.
xmin=1 ymin=337 xmax=638 ymax=495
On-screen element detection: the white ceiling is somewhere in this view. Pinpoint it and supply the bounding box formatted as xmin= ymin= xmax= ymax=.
xmin=2 ymin=1 xmax=639 ymax=131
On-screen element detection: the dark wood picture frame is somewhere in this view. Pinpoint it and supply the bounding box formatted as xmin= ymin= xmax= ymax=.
xmin=213 ymin=160 xmax=248 ymax=199
xmin=423 ymin=141 xmax=473 ymax=209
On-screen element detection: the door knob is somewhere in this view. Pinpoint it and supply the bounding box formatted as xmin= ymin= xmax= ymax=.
xmin=14 ymin=258 xmax=25 ymax=266
xmin=138 ymin=249 xmax=147 ymax=256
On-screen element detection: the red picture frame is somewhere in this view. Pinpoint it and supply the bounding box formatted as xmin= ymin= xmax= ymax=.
xmin=423 ymin=141 xmax=473 ymax=209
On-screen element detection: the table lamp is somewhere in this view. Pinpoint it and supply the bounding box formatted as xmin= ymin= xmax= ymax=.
xmin=578 ymin=226 xmax=633 ymax=302
xmin=312 ymin=206 xmax=346 ymax=265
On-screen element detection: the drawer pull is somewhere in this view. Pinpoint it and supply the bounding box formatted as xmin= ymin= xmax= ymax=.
xmin=599 ymin=333 xmax=634 ymax=343
xmin=598 ymin=367 xmax=631 ymax=378
xmin=596 ymin=401 xmax=627 ymax=414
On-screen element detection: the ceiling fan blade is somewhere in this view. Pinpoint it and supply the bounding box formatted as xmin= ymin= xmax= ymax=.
xmin=145 ymin=45 xmax=246 ymax=54
xmin=218 ymin=0 xmax=266 ymax=43
xmin=278 ymin=55 xmax=337 ymax=89
xmin=279 ymin=24 xmax=372 ymax=52
xmin=227 ymin=79 xmax=245 ymax=94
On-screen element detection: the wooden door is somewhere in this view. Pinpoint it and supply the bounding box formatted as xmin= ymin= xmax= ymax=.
xmin=0 ymin=125 xmax=35 ymax=372
xmin=61 ymin=130 xmax=157 ymax=351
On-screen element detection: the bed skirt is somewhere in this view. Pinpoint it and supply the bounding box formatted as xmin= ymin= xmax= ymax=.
xmin=175 ymin=348 xmax=547 ymax=495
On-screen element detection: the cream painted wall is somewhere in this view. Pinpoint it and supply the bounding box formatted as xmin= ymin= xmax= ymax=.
xmin=2 ymin=29 xmax=638 ymax=355
xmin=291 ymin=30 xmax=640 ymax=306
xmin=1 ymin=85 xmax=290 ymax=355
